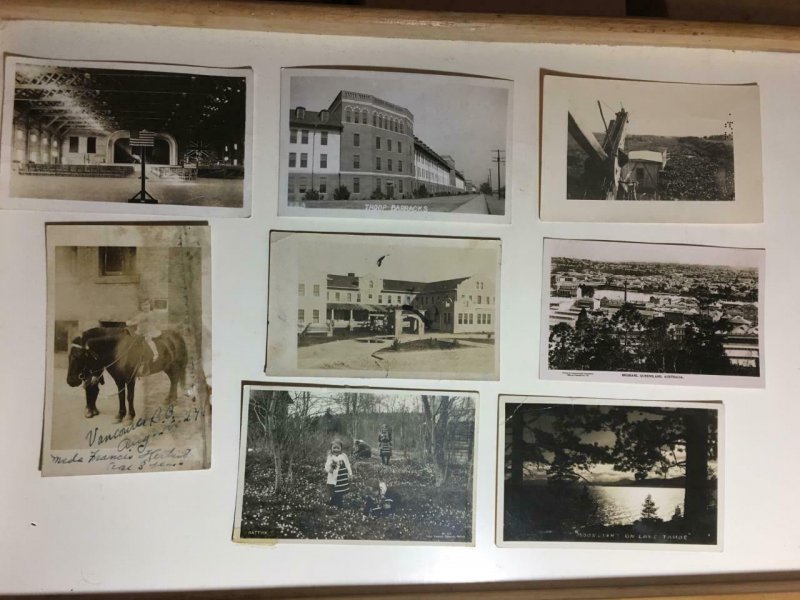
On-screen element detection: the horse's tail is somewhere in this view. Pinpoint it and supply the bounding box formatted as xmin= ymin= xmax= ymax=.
xmin=155 ymin=329 xmax=189 ymax=387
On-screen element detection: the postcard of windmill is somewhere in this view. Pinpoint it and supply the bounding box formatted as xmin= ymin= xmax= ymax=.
xmin=43 ymin=224 xmax=211 ymax=476
xmin=265 ymin=231 xmax=501 ymax=380
xmin=539 ymin=73 xmax=762 ymax=223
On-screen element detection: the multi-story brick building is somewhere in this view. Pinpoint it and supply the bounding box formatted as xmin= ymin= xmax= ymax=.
xmin=288 ymin=90 xmax=468 ymax=202
xmin=297 ymin=271 xmax=495 ymax=335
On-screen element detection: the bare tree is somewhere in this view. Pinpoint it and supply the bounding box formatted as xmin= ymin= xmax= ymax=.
xmin=421 ymin=395 xmax=473 ymax=487
xmin=249 ymin=390 xmax=292 ymax=492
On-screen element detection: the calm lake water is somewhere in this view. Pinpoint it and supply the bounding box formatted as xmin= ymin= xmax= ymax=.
xmin=588 ymin=486 xmax=684 ymax=525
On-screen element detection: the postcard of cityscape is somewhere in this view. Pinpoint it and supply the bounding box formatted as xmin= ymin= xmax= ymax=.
xmin=539 ymin=74 xmax=763 ymax=223
xmin=540 ymin=238 xmax=764 ymax=387
xmin=278 ymin=68 xmax=511 ymax=222
xmin=266 ymin=232 xmax=501 ymax=380
xmin=44 ymin=224 xmax=211 ymax=476
xmin=234 ymin=385 xmax=477 ymax=545
xmin=1 ymin=57 xmax=252 ymax=217
xmin=497 ymin=396 xmax=722 ymax=549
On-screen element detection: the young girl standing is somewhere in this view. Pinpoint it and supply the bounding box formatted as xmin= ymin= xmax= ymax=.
xmin=325 ymin=440 xmax=352 ymax=508
xmin=378 ymin=423 xmax=393 ymax=466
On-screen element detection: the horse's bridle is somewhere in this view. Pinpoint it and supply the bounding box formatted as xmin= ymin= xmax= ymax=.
xmin=70 ymin=341 xmax=104 ymax=388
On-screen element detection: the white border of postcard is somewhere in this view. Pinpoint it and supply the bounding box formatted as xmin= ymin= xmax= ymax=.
xmin=495 ymin=395 xmax=724 ymax=551
xmin=233 ymin=383 xmax=479 ymax=546
xmin=539 ymin=73 xmax=763 ymax=223
xmin=539 ymin=238 xmax=765 ymax=388
xmin=0 ymin=56 xmax=253 ymax=218
xmin=278 ymin=67 xmax=513 ymax=224
xmin=43 ymin=223 xmax=212 ymax=476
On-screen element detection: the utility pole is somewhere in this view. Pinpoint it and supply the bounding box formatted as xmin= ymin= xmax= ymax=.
xmin=490 ymin=149 xmax=505 ymax=197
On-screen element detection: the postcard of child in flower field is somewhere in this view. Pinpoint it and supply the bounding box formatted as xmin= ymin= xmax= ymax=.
xmin=233 ymin=386 xmax=476 ymax=544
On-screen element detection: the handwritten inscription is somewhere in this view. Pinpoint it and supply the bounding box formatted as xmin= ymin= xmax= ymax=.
xmin=50 ymin=405 xmax=204 ymax=473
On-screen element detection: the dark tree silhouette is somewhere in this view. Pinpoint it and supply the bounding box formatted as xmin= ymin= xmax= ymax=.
xmin=505 ymin=403 xmax=717 ymax=542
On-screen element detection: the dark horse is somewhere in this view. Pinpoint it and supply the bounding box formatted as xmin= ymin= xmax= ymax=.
xmin=66 ymin=327 xmax=188 ymax=423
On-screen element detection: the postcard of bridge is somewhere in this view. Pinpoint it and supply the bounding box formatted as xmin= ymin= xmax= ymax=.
xmin=265 ymin=231 xmax=501 ymax=380
xmin=43 ymin=224 xmax=211 ymax=476
xmin=540 ymin=238 xmax=765 ymax=388
xmin=234 ymin=384 xmax=477 ymax=545
xmin=539 ymin=73 xmax=762 ymax=223
xmin=497 ymin=395 xmax=723 ymax=550
xmin=278 ymin=68 xmax=512 ymax=223
xmin=1 ymin=56 xmax=252 ymax=217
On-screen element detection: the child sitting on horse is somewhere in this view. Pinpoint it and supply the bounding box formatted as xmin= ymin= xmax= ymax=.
xmin=127 ymin=299 xmax=161 ymax=365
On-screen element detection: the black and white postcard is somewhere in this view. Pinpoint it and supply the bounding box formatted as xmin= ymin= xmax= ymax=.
xmin=541 ymin=238 xmax=764 ymax=387
xmin=43 ymin=224 xmax=211 ymax=476
xmin=278 ymin=68 xmax=511 ymax=223
xmin=1 ymin=57 xmax=252 ymax=217
xmin=266 ymin=232 xmax=501 ymax=380
xmin=540 ymin=73 xmax=762 ymax=223
xmin=498 ymin=396 xmax=722 ymax=550
xmin=234 ymin=385 xmax=477 ymax=544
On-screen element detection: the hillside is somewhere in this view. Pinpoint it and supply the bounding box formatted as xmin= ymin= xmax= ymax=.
xmin=566 ymin=132 xmax=735 ymax=201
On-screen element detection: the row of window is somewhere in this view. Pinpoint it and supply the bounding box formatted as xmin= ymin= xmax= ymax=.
xmin=289 ymin=129 xmax=328 ymax=146
xmin=298 ymin=283 xmax=321 ymax=297
xmin=458 ymin=313 xmax=492 ymax=325
xmin=16 ymin=131 xmax=96 ymax=154
xmin=297 ymin=308 xmax=492 ymax=327
xmin=288 ymin=152 xmax=328 ymax=169
xmin=348 ymin=154 xmax=406 ymax=174
xmin=344 ymin=106 xmax=408 ymax=134
xmin=325 ymin=290 xmax=416 ymax=304
xmin=288 ymin=179 xmax=330 ymax=194
xmin=369 ymin=136 xmax=403 ymax=153
xmin=298 ymin=309 xmax=320 ymax=324
xmin=300 ymin=283 xmax=492 ymax=307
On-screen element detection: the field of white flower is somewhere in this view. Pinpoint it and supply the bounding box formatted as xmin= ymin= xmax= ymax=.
xmin=240 ymin=452 xmax=473 ymax=543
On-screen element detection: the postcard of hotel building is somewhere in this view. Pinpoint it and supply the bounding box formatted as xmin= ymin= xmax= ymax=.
xmin=539 ymin=73 xmax=763 ymax=223
xmin=278 ymin=68 xmax=512 ymax=223
xmin=1 ymin=56 xmax=253 ymax=217
xmin=266 ymin=232 xmax=501 ymax=380
xmin=43 ymin=224 xmax=212 ymax=476
xmin=540 ymin=238 xmax=765 ymax=388
xmin=497 ymin=395 xmax=723 ymax=550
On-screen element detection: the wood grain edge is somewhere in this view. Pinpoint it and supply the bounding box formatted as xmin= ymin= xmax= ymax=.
xmin=10 ymin=572 xmax=800 ymax=599
xmin=3 ymin=0 xmax=800 ymax=53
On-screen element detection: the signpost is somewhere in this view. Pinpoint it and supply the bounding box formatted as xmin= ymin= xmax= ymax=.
xmin=128 ymin=130 xmax=158 ymax=203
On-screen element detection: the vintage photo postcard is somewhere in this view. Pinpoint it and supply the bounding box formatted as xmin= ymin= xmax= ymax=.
xmin=266 ymin=232 xmax=501 ymax=380
xmin=234 ymin=385 xmax=477 ymax=545
xmin=1 ymin=57 xmax=252 ymax=217
xmin=43 ymin=224 xmax=211 ymax=476
xmin=540 ymin=73 xmax=762 ymax=223
xmin=541 ymin=238 xmax=764 ymax=388
xmin=278 ymin=68 xmax=512 ymax=223
xmin=498 ymin=396 xmax=723 ymax=550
